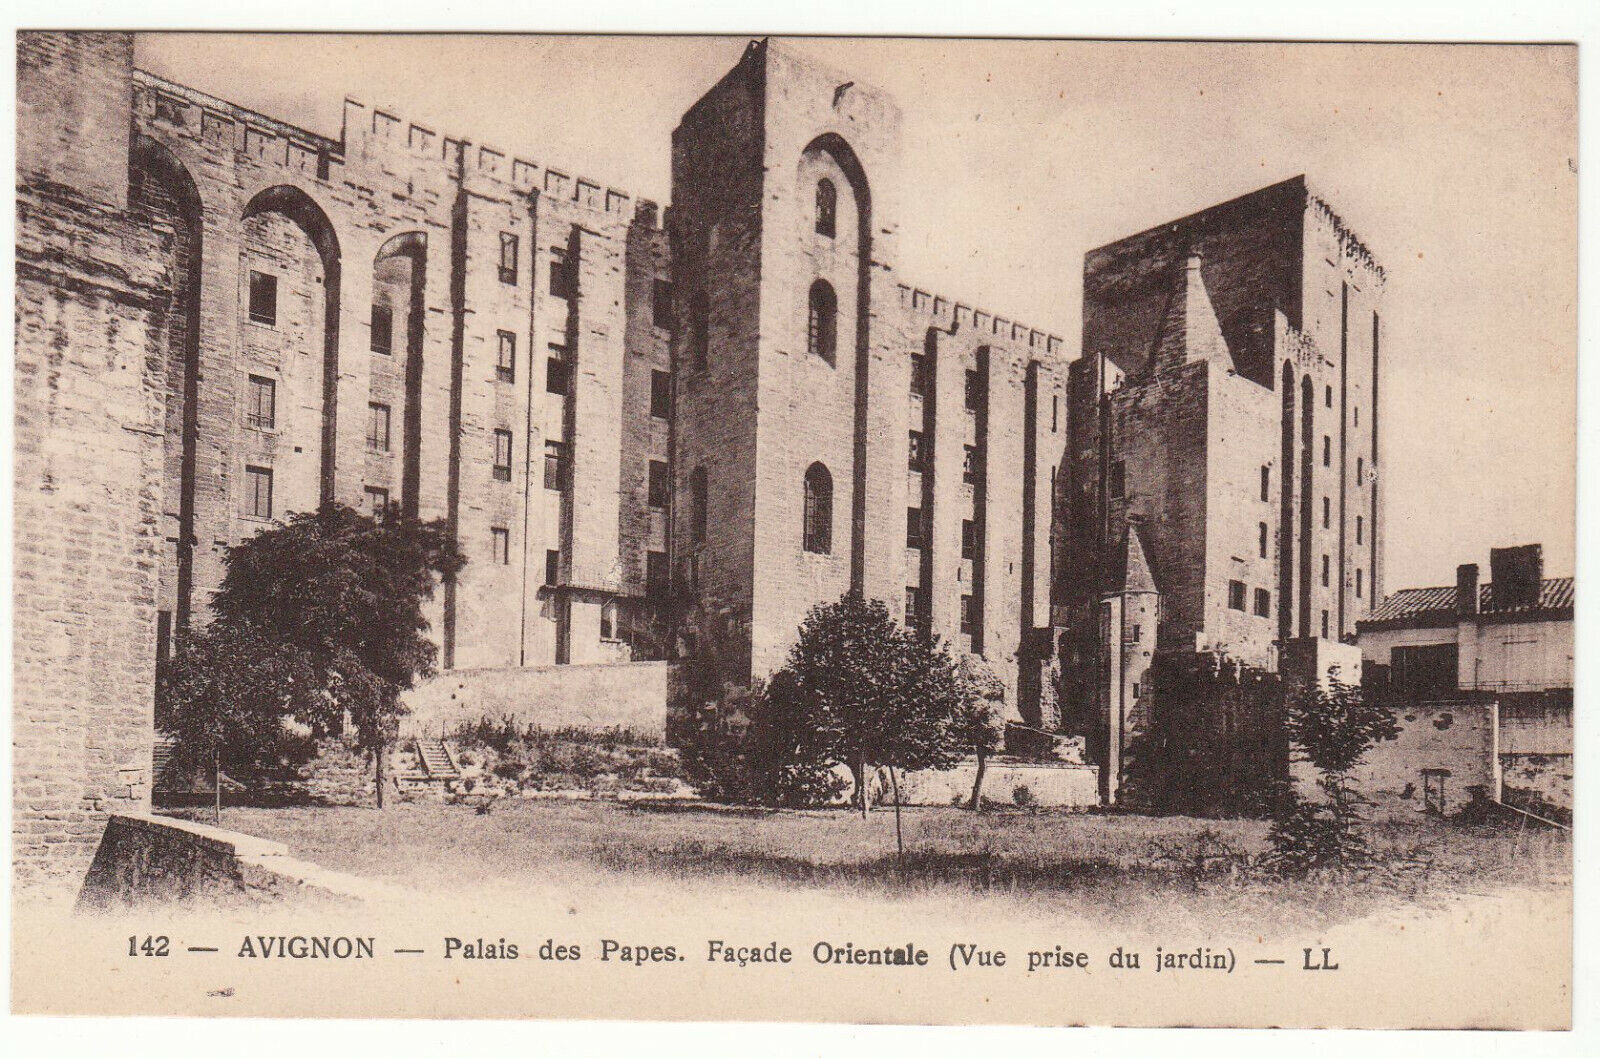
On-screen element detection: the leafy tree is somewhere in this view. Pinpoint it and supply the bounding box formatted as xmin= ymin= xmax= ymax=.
xmin=161 ymin=503 xmax=461 ymax=807
xmin=766 ymin=592 xmax=966 ymax=854
xmin=677 ymin=676 xmax=844 ymax=808
xmin=950 ymin=656 xmax=1006 ymax=811
xmin=158 ymin=621 xmax=321 ymax=816
xmin=1267 ymin=667 xmax=1400 ymax=872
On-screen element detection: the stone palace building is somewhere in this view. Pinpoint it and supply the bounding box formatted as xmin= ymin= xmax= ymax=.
xmin=16 ymin=33 xmax=1386 ymax=882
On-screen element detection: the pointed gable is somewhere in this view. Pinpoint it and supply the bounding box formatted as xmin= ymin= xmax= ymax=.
xmin=1121 ymin=522 xmax=1158 ymax=596
xmin=1152 ymin=251 xmax=1232 ymax=373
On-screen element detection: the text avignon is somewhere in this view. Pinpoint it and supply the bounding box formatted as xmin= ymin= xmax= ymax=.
xmin=236 ymin=936 xmax=376 ymax=959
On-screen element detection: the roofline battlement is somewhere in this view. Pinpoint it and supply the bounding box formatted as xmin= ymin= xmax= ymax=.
xmin=896 ymin=283 xmax=1066 ymax=358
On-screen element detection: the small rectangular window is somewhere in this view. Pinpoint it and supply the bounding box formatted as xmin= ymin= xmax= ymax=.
xmin=1323 ymin=495 xmax=1331 ymax=529
xmin=960 ymin=595 xmax=975 ymax=636
xmin=493 ymin=429 xmax=513 ymax=482
xmin=364 ymin=486 xmax=389 ymax=521
xmin=650 ymin=370 xmax=672 ymax=419
xmin=1356 ymin=568 xmax=1364 ymax=598
xmin=964 ymin=369 xmax=984 ymax=412
xmin=1325 ymin=385 xmax=1333 ymax=408
xmin=1321 ymin=553 xmax=1331 ymax=587
xmin=1130 ymin=623 xmax=1142 ymax=643
xmin=645 ymin=550 xmax=668 ymax=597
xmin=1052 ymin=393 xmax=1060 ymax=432
xmin=1254 ymin=587 xmax=1271 ymax=618
xmin=909 ymin=354 xmax=928 ymax=397
xmin=543 ymin=439 xmax=567 ymax=491
xmin=908 ymin=431 xmax=925 ymax=471
xmin=962 ymin=519 xmax=977 ymax=561
xmin=1228 ymin=580 xmax=1247 ymax=611
xmin=370 ymin=303 xmax=393 ymax=354
xmin=247 ymin=375 xmax=276 ymax=429
xmin=1260 ymin=465 xmax=1271 ymax=502
xmin=1321 ymin=609 xmax=1331 ymax=639
xmin=1259 ymin=522 xmax=1269 ymax=559
xmin=963 ymin=444 xmax=980 ymax=485
xmin=244 ymin=465 xmax=273 ymax=519
xmin=496 ymin=331 xmax=516 ymax=384
xmin=1323 ymin=435 xmax=1332 ymax=467
xmin=648 ymin=460 xmax=670 ymax=509
xmin=367 ymin=403 xmax=391 ymax=452
xmin=498 ymin=232 xmax=518 ymax=285
xmin=1356 ymin=515 xmax=1364 ymax=545
xmin=906 ymin=507 xmax=924 ymax=549
xmin=1131 ymin=679 xmax=1141 ymax=700
xmin=1109 ymin=459 xmax=1126 ymax=499
xmin=905 ymin=587 xmax=922 ymax=626
xmin=545 ymin=548 xmax=560 ymax=586
xmin=1357 ymin=457 xmax=1365 ymax=484
xmin=492 ymin=527 xmax=510 ymax=565
xmin=549 ymin=248 xmax=573 ymax=299
xmin=652 ymin=279 xmax=673 ymax=330
xmin=248 ymin=270 xmax=277 ymax=325
xmin=545 ymin=352 xmax=569 ymax=395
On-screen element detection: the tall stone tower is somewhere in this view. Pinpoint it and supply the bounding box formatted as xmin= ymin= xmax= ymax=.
xmin=669 ymin=39 xmax=903 ymax=680
xmin=15 ymin=32 xmax=164 ymax=887
xmin=1057 ymin=176 xmax=1384 ymax=771
xmin=1101 ymin=521 xmax=1159 ymax=803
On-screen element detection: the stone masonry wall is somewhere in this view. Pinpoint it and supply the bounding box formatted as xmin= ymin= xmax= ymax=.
xmin=15 ymin=32 xmax=164 ymax=889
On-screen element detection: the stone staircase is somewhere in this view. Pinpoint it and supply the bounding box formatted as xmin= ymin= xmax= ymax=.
xmin=410 ymin=737 xmax=461 ymax=782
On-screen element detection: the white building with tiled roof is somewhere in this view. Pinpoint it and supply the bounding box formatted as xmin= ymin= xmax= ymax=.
xmin=1355 ymin=543 xmax=1572 ymax=820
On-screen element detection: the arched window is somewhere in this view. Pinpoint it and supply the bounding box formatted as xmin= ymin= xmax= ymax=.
xmin=807 ymin=280 xmax=837 ymax=365
xmin=815 ymin=178 xmax=837 ymax=238
xmin=803 ymin=462 xmax=833 ymax=554
xmin=689 ymin=466 xmax=708 ymax=545
xmin=688 ymin=291 xmax=709 ymax=372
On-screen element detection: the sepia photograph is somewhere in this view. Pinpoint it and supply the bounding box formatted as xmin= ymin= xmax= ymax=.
xmin=10 ymin=22 xmax=1581 ymax=1033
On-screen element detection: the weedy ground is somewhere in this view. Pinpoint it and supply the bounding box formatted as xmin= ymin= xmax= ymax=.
xmin=196 ymin=800 xmax=1570 ymax=933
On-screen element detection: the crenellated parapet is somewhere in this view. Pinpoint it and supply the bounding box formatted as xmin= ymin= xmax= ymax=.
xmin=894 ymin=283 xmax=1066 ymax=359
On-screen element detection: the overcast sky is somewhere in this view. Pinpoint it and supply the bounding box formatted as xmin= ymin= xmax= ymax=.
xmin=135 ymin=35 xmax=1577 ymax=592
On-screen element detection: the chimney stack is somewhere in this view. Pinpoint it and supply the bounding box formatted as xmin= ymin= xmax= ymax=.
xmin=1456 ymin=563 xmax=1480 ymax=617
xmin=1489 ymin=543 xmax=1543 ymax=610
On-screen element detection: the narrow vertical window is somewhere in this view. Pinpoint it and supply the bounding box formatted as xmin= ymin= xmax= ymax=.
xmin=960 ymin=595 xmax=976 ymax=636
xmin=1321 ymin=610 xmax=1331 ymax=639
xmin=652 ymin=279 xmax=674 ymax=330
xmin=1228 ymin=580 xmax=1247 ymax=611
xmin=688 ymin=291 xmax=709 ymax=372
xmin=1321 ymin=553 xmax=1330 ymax=587
xmin=545 ymin=348 xmax=570 ymax=395
xmin=1259 ymin=522 xmax=1269 ymax=559
xmin=803 ymin=463 xmax=833 ymax=554
xmin=493 ymin=429 xmax=513 ymax=482
xmin=244 ymin=465 xmax=273 ymax=519
xmin=365 ymin=486 xmax=389 ymax=521
xmin=1325 ymin=385 xmax=1333 ymax=408
xmin=1260 ymin=465 xmax=1271 ymax=502
xmin=645 ymin=550 xmax=668 ymax=597
xmin=498 ymin=232 xmax=518 ymax=285
xmin=367 ymin=403 xmax=391 ymax=452
xmin=963 ymin=445 xmax=980 ymax=485
xmin=807 ymin=280 xmax=837 ymax=365
xmin=542 ymin=439 xmax=566 ymax=490
xmin=370 ymin=303 xmax=393 ymax=354
xmin=248 ymin=271 xmax=277 ymax=325
xmin=905 ymin=507 xmax=924 ymax=549
xmin=1254 ymin=588 xmax=1272 ymax=617
xmin=650 ymin=370 xmax=672 ymax=419
xmin=1323 ymin=435 xmax=1332 ymax=467
xmin=815 ymin=178 xmax=837 ymax=238
xmin=545 ymin=548 xmax=561 ymax=586
xmin=964 ymin=369 xmax=984 ymax=412
xmin=647 ymin=460 xmax=670 ymax=509
xmin=905 ymin=587 xmax=922 ymax=626
xmin=1356 ymin=515 xmax=1364 ymax=545
xmin=1323 ymin=495 xmax=1331 ymax=529
xmin=1357 ymin=457 xmax=1365 ymax=484
xmin=690 ymin=467 xmax=708 ymax=545
xmin=962 ymin=519 xmax=977 ymax=560
xmin=549 ymin=247 xmax=573 ymax=299
xmin=1356 ymin=568 xmax=1364 ymax=598
xmin=247 ymin=375 xmax=276 ymax=429
xmin=909 ymin=354 xmax=927 ymax=397
xmin=496 ymin=331 xmax=517 ymax=384
xmin=1052 ymin=393 xmax=1060 ymax=432
xmin=908 ymin=431 xmax=924 ymax=471
xmin=492 ymin=527 xmax=510 ymax=565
